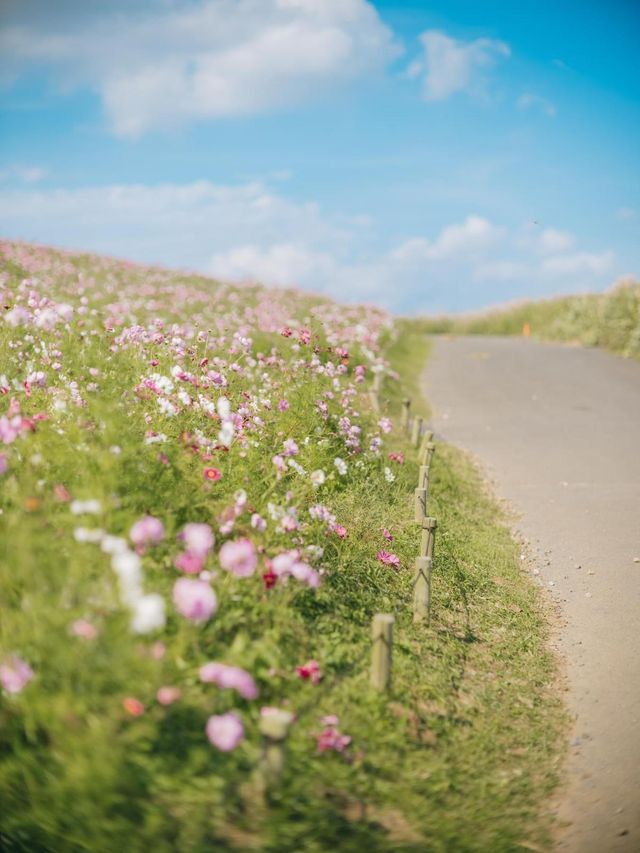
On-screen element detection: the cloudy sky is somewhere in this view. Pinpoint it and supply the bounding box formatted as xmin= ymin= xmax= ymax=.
xmin=0 ymin=0 xmax=638 ymax=312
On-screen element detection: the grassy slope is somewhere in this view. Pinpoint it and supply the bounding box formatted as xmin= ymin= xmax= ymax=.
xmin=0 ymin=244 xmax=564 ymax=852
xmin=419 ymin=282 xmax=640 ymax=359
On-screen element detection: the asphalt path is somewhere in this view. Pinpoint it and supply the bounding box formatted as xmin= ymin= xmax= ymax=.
xmin=423 ymin=336 xmax=640 ymax=852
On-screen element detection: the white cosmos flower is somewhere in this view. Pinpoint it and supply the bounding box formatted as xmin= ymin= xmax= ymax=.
xmin=130 ymin=594 xmax=166 ymax=634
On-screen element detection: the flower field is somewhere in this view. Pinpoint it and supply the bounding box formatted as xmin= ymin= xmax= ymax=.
xmin=0 ymin=241 xmax=564 ymax=852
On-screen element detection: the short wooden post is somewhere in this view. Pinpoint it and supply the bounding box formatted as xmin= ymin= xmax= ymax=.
xmin=418 ymin=464 xmax=430 ymax=491
xmin=370 ymin=613 xmax=394 ymax=692
xmin=257 ymin=709 xmax=294 ymax=788
xmin=413 ymin=556 xmax=432 ymax=623
xmin=411 ymin=415 xmax=423 ymax=448
xmin=419 ymin=429 xmax=434 ymax=458
xmin=414 ymin=487 xmax=427 ymax=522
xmin=401 ymin=398 xmax=411 ymax=432
xmin=420 ymin=441 xmax=436 ymax=467
xmin=419 ymin=517 xmax=437 ymax=560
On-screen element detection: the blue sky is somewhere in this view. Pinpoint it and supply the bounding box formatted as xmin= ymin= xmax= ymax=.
xmin=0 ymin=0 xmax=638 ymax=313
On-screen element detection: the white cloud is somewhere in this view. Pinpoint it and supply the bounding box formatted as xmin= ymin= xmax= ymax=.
xmin=0 ymin=164 xmax=47 ymax=183
xmin=517 ymin=92 xmax=556 ymax=117
xmin=209 ymin=243 xmax=336 ymax=287
xmin=0 ymin=0 xmax=399 ymax=137
xmin=410 ymin=30 xmax=510 ymax=102
xmin=0 ymin=179 xmax=623 ymax=312
xmin=541 ymin=251 xmax=615 ymax=277
xmin=616 ymin=207 xmax=637 ymax=221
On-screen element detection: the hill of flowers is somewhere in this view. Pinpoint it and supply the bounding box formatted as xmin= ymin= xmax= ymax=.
xmin=0 ymin=239 xmax=419 ymax=849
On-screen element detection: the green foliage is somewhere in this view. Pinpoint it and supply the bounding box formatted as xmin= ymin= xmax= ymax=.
xmin=419 ymin=282 xmax=640 ymax=359
xmin=0 ymin=244 xmax=564 ymax=851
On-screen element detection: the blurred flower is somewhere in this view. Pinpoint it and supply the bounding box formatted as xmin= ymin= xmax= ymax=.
xmin=334 ymin=457 xmax=348 ymax=476
xmin=377 ymin=550 xmax=400 ymax=567
xmin=130 ymin=515 xmax=165 ymax=548
xmin=180 ymin=523 xmax=214 ymax=557
xmin=382 ymin=528 xmax=393 ymax=542
xmin=156 ymin=686 xmax=182 ymax=706
xmin=130 ymin=594 xmax=166 ymax=634
xmin=70 ymin=499 xmax=102 ymax=515
xmin=296 ymin=660 xmax=321 ymax=684
xmin=199 ymin=662 xmax=258 ymax=699
xmin=203 ymin=467 xmax=221 ymax=481
xmin=71 ymin=619 xmax=98 ymax=640
xmin=219 ymin=538 xmax=257 ymax=578
xmin=383 ymin=467 xmax=395 ymax=483
xmin=310 ymin=469 xmax=326 ymax=486
xmin=206 ymin=712 xmax=244 ymax=751
xmin=174 ymin=551 xmax=205 ymax=574
xmin=333 ymin=524 xmax=347 ymax=539
xmin=172 ymin=578 xmax=217 ymax=622
xmin=0 ymin=656 xmax=34 ymax=694
xmin=123 ymin=697 xmax=144 ymax=716
xmin=250 ymin=512 xmax=266 ymax=531
xmin=388 ymin=451 xmax=404 ymax=464
xmin=316 ymin=720 xmax=351 ymax=753
xmin=378 ymin=417 xmax=393 ymax=434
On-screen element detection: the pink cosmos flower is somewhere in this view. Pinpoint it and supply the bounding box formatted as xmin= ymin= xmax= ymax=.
xmin=0 ymin=656 xmax=34 ymax=694
xmin=388 ymin=451 xmax=405 ymax=464
xmin=382 ymin=528 xmax=393 ymax=542
xmin=71 ymin=619 xmax=98 ymax=640
xmin=123 ymin=697 xmax=144 ymax=716
xmin=282 ymin=438 xmax=299 ymax=457
xmin=199 ymin=662 xmax=258 ymax=700
xmin=157 ymin=686 xmax=182 ymax=706
xmin=277 ymin=399 xmax=289 ymax=412
xmin=172 ymin=578 xmax=217 ymax=622
xmin=316 ymin=721 xmax=351 ymax=753
xmin=180 ymin=523 xmax=214 ymax=557
xmin=333 ymin=524 xmax=347 ymax=539
xmin=377 ymin=550 xmax=400 ymax=567
xmin=174 ymin=551 xmax=205 ymax=574
xmin=378 ymin=417 xmax=393 ymax=434
xmin=206 ymin=712 xmax=244 ymax=751
xmin=219 ymin=538 xmax=257 ymax=578
xmin=130 ymin=515 xmax=165 ymax=548
xmin=296 ymin=660 xmax=321 ymax=684
xmin=203 ymin=467 xmax=221 ymax=481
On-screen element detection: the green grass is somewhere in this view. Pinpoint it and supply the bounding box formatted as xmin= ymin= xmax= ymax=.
xmin=0 ymin=242 xmax=564 ymax=851
xmin=419 ymin=280 xmax=640 ymax=359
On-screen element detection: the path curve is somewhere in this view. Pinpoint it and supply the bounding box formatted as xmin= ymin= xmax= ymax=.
xmin=423 ymin=335 xmax=640 ymax=852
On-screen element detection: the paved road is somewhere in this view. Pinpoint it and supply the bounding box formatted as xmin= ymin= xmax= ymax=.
xmin=423 ymin=336 xmax=640 ymax=853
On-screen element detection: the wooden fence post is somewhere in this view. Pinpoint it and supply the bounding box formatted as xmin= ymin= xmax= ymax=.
xmin=370 ymin=613 xmax=394 ymax=692
xmin=413 ymin=556 xmax=432 ymax=623
xmin=419 ymin=517 xmax=437 ymax=560
xmin=414 ymin=487 xmax=427 ymax=522
xmin=411 ymin=415 xmax=423 ymax=448
xmin=401 ymin=398 xmax=411 ymax=432
xmin=420 ymin=441 xmax=436 ymax=467
xmin=369 ymin=389 xmax=380 ymax=413
xmin=418 ymin=464 xmax=430 ymax=492
xmin=419 ymin=429 xmax=434 ymax=458
xmin=373 ymin=372 xmax=383 ymax=394
xmin=257 ymin=708 xmax=294 ymax=789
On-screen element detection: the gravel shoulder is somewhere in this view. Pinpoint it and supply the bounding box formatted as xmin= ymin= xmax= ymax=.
xmin=423 ymin=335 xmax=640 ymax=852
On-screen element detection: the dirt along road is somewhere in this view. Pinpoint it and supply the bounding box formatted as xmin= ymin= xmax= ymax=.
xmin=423 ymin=336 xmax=640 ymax=852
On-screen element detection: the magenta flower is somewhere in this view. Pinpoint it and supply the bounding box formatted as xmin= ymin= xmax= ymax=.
xmin=174 ymin=551 xmax=205 ymax=574
xmin=296 ymin=660 xmax=321 ymax=684
xmin=333 ymin=524 xmax=347 ymax=539
xmin=172 ymin=578 xmax=217 ymax=622
xmin=219 ymin=538 xmax=257 ymax=578
xmin=382 ymin=528 xmax=393 ymax=542
xmin=316 ymin=718 xmax=351 ymax=753
xmin=199 ymin=662 xmax=258 ymax=700
xmin=130 ymin=515 xmax=165 ymax=548
xmin=180 ymin=523 xmax=215 ymax=557
xmin=377 ymin=550 xmax=400 ymax=567
xmin=206 ymin=712 xmax=244 ymax=751
xmin=0 ymin=656 xmax=34 ymax=694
